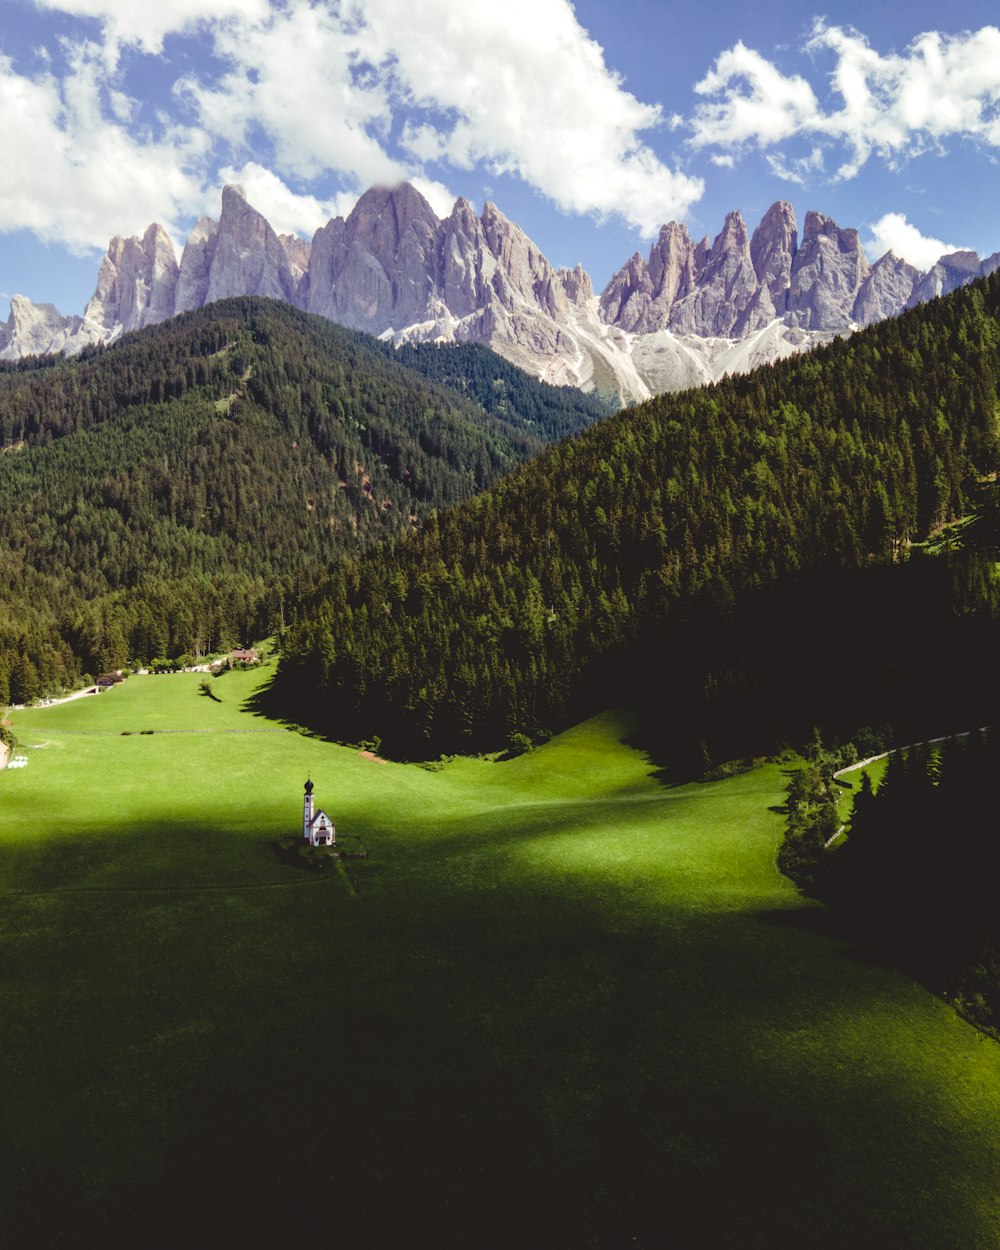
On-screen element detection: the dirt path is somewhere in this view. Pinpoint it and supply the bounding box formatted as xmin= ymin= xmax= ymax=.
xmin=22 ymin=686 xmax=101 ymax=710
xmin=824 ymin=724 xmax=992 ymax=848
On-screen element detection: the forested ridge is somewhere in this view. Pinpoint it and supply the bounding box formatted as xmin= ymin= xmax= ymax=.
xmin=272 ymin=273 xmax=1000 ymax=760
xmin=0 ymin=298 xmax=603 ymax=702
xmin=391 ymin=341 xmax=612 ymax=442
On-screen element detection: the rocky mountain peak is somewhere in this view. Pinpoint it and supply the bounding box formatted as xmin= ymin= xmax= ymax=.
xmin=280 ymin=234 xmax=311 ymax=286
xmin=206 ymin=183 xmax=297 ymax=306
xmin=669 ymin=209 xmax=761 ymax=337
xmin=175 ymin=216 xmax=219 ymax=314
xmin=346 ymin=183 xmax=440 ymax=261
xmin=559 ymin=264 xmax=593 ymax=304
xmin=787 ymin=211 xmax=869 ymax=330
xmin=304 ymin=182 xmax=442 ymax=333
xmin=598 ymin=220 xmax=704 ymax=333
xmin=907 ymin=250 xmax=984 ymax=309
xmin=750 ymin=200 xmax=797 ymax=315
xmin=853 ymin=251 xmax=921 ymax=326
xmin=84 ymin=221 xmax=179 ymax=334
xmin=0 ymin=294 xmax=100 ymax=360
xmin=8 ymin=181 xmax=1000 ymax=406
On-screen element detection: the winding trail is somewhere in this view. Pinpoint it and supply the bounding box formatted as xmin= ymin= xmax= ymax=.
xmin=823 ymin=724 xmax=992 ymax=847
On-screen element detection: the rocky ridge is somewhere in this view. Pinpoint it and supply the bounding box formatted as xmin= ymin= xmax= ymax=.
xmin=2 ymin=184 xmax=996 ymax=404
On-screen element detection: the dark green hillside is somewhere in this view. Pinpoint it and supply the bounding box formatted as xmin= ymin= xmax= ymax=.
xmin=783 ymin=728 xmax=1000 ymax=1037
xmin=0 ymin=298 xmax=576 ymax=697
xmin=272 ymin=274 xmax=1000 ymax=760
xmin=391 ymin=340 xmax=613 ymax=441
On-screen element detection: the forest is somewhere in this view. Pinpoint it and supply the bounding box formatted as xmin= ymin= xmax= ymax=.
xmin=0 ymin=298 xmax=603 ymax=702
xmin=780 ymin=727 xmax=1000 ymax=1036
xmin=270 ymin=272 xmax=1000 ymax=763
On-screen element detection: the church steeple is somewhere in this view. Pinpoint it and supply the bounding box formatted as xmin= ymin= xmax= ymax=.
xmin=303 ymin=779 xmax=315 ymax=839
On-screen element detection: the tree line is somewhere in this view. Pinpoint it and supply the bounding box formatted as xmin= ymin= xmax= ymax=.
xmin=780 ymin=730 xmax=1000 ymax=1037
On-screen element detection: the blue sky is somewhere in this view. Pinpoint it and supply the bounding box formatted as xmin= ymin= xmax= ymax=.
xmin=3 ymin=0 xmax=1000 ymax=321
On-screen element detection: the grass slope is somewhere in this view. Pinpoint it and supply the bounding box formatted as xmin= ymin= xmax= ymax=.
xmin=3 ymin=672 xmax=1000 ymax=1248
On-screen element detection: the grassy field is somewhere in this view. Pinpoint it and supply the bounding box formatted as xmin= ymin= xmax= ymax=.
xmin=3 ymin=669 xmax=1000 ymax=1248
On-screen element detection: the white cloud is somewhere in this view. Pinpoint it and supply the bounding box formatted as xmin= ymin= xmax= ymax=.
xmin=170 ymin=0 xmax=702 ymax=237
xmin=215 ymin=163 xmax=356 ymax=238
xmin=33 ymin=0 xmax=271 ymax=62
xmin=765 ymin=145 xmax=825 ymax=186
xmin=175 ymin=4 xmax=407 ymax=189
xmin=353 ymin=0 xmax=703 ymax=234
xmin=35 ymin=0 xmax=700 ymax=237
xmin=688 ymin=22 xmax=1000 ymax=181
xmin=0 ymin=44 xmax=206 ymax=253
xmin=866 ymin=212 xmax=966 ymax=269
xmin=690 ymin=41 xmax=821 ymax=149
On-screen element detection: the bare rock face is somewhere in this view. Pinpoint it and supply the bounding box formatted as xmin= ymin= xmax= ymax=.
xmin=280 ymin=234 xmax=311 ymax=288
xmin=598 ymin=251 xmax=653 ymax=330
xmin=907 ymin=250 xmax=982 ymax=308
xmin=437 ymin=197 xmax=490 ymax=317
xmin=13 ymin=178 xmax=1000 ymax=405
xmin=731 ymin=281 xmax=777 ymax=338
xmin=750 ymin=200 xmax=797 ymax=315
xmin=84 ymin=223 xmax=179 ymax=333
xmin=786 ymin=212 xmax=870 ymax=330
xmin=306 ymin=184 xmax=440 ymax=333
xmin=0 ymin=295 xmax=93 ymax=361
xmin=303 ymin=215 xmax=346 ymax=322
xmin=559 ymin=264 xmax=593 ymax=304
xmin=175 ymin=216 xmax=219 ymax=314
xmin=600 ymin=221 xmax=706 ymax=334
xmin=205 ymin=184 xmax=298 ymax=306
xmin=852 ymin=251 xmax=921 ymax=326
xmin=669 ymin=211 xmax=760 ymax=337
xmin=480 ymin=200 xmax=578 ymax=320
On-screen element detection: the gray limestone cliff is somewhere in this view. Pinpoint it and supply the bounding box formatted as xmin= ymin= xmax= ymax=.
xmin=598 ymin=221 xmax=706 ymax=333
xmin=306 ymin=183 xmax=440 ymax=332
xmin=0 ymin=295 xmax=100 ymax=361
xmin=175 ymin=216 xmax=220 ymax=315
xmin=84 ymin=223 xmax=179 ymax=334
xmin=750 ymin=200 xmax=797 ymax=315
xmin=786 ymin=212 xmax=870 ymax=330
xmin=907 ymin=251 xmax=983 ymax=309
xmin=669 ymin=211 xmax=761 ymax=337
xmin=205 ymin=185 xmax=298 ymax=306
xmin=852 ymin=252 xmax=921 ymax=326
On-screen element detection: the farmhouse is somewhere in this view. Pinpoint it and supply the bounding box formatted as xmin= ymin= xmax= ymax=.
xmin=303 ymin=779 xmax=335 ymax=846
xmin=231 ymin=649 xmax=259 ymax=664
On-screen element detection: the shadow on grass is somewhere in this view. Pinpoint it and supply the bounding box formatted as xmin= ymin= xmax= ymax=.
xmin=6 ymin=833 xmax=1000 ymax=1250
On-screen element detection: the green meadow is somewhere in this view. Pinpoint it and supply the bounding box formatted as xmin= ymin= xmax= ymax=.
xmin=3 ymin=669 xmax=1000 ymax=1248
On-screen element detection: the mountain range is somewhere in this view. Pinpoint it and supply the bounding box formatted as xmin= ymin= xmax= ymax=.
xmin=3 ymin=182 xmax=999 ymax=403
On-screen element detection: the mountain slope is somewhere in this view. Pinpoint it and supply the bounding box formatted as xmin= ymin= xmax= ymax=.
xmin=0 ymin=298 xmax=594 ymax=699
xmin=270 ymin=273 xmax=1000 ymax=759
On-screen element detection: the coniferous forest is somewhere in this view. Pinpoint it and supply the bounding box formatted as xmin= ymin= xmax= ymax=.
xmin=271 ymin=273 xmax=1000 ymax=763
xmin=780 ymin=729 xmax=1000 ymax=1035
xmin=0 ymin=298 xmax=604 ymax=702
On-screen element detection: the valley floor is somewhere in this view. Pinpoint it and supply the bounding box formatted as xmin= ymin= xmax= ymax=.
xmin=3 ymin=669 xmax=1000 ymax=1248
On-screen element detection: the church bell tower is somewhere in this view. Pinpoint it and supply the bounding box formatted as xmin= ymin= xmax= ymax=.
xmin=303 ymin=778 xmax=314 ymax=840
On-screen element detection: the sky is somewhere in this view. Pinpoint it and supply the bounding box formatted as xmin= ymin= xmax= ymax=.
xmin=3 ymin=0 xmax=1000 ymax=321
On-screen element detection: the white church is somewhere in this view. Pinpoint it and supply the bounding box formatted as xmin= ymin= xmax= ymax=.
xmin=303 ymin=779 xmax=336 ymax=847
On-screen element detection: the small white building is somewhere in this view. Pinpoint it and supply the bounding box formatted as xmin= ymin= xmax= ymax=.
xmin=303 ymin=779 xmax=336 ymax=846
